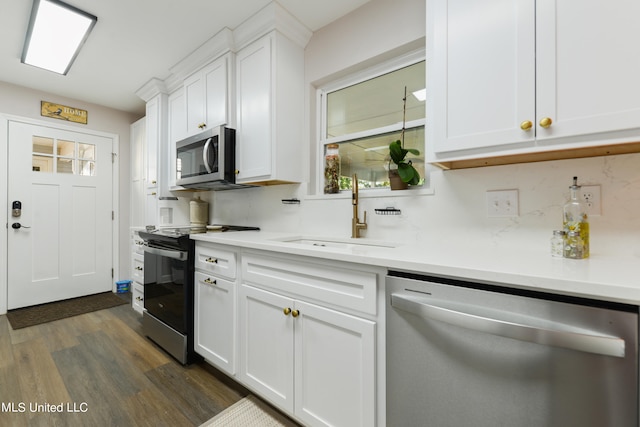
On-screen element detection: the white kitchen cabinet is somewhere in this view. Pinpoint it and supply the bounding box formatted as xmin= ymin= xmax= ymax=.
xmin=194 ymin=243 xmax=238 ymax=376
xmin=239 ymin=284 xmax=375 ymax=427
xmin=194 ymin=271 xmax=236 ymax=375
xmin=428 ymin=0 xmax=640 ymax=166
xmin=239 ymin=252 xmax=378 ymax=426
xmin=130 ymin=230 xmax=145 ymax=314
xmin=184 ymin=54 xmax=232 ymax=137
xmin=130 ymin=118 xmax=146 ymax=228
xmin=235 ymin=31 xmax=304 ymax=185
xmin=167 ymin=89 xmax=186 ymax=189
xmin=145 ymin=94 xmax=163 ymax=189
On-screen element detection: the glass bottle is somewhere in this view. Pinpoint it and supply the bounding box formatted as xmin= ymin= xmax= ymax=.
xmin=324 ymin=144 xmax=341 ymax=194
xmin=564 ymin=230 xmax=585 ymax=259
xmin=550 ymin=230 xmax=566 ymax=257
xmin=563 ymin=176 xmax=589 ymax=258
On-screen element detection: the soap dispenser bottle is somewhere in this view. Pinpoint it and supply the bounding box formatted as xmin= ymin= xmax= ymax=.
xmin=563 ymin=176 xmax=589 ymax=258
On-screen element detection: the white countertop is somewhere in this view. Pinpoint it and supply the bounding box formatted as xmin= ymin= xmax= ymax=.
xmin=191 ymin=230 xmax=640 ymax=306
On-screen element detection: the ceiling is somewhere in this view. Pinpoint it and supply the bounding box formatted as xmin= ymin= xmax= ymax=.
xmin=0 ymin=0 xmax=370 ymax=116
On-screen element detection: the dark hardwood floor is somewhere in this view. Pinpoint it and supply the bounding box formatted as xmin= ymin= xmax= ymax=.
xmin=0 ymin=299 xmax=249 ymax=427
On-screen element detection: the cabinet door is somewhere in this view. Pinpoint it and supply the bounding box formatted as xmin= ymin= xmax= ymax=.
xmin=168 ymin=90 xmax=186 ymax=188
xmin=185 ymin=72 xmax=205 ymax=135
xmin=239 ymin=284 xmax=294 ymax=412
xmin=294 ymin=301 xmax=376 ymax=427
xmin=236 ymin=35 xmax=272 ymax=181
xmin=536 ymin=0 xmax=640 ymax=141
xmin=194 ymin=271 xmax=236 ymax=375
xmin=429 ymin=0 xmax=535 ymax=154
xmin=203 ymin=56 xmax=228 ymax=130
xmin=145 ymin=96 xmax=160 ymax=188
xmin=185 ymin=56 xmax=229 ymax=137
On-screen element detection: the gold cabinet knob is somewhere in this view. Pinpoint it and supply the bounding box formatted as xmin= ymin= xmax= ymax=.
xmin=291 ymin=309 xmax=300 ymax=318
xmin=205 ymin=257 xmax=218 ymax=264
xmin=283 ymin=307 xmax=292 ymax=316
xmin=198 ymin=123 xmax=207 ymax=129
xmin=204 ymin=278 xmax=216 ymax=286
xmin=520 ymin=120 xmax=533 ymax=131
xmin=539 ymin=117 xmax=553 ymax=128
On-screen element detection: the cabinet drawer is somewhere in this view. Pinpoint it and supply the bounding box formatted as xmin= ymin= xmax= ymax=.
xmin=195 ymin=243 xmax=237 ymax=279
xmin=132 ymin=281 xmax=144 ymax=314
xmin=131 ymin=234 xmax=146 ymax=255
xmin=132 ymin=253 xmax=144 ymax=283
xmin=242 ymin=253 xmax=378 ymax=315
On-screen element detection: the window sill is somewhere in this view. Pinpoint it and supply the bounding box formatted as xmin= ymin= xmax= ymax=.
xmin=305 ymin=185 xmax=434 ymax=201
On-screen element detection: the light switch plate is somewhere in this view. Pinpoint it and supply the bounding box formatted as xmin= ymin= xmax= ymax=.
xmin=486 ymin=189 xmax=519 ymax=217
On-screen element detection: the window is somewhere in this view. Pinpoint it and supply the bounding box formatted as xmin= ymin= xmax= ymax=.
xmin=319 ymin=55 xmax=425 ymax=192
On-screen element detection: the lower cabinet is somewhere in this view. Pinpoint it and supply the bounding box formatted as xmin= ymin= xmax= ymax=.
xmin=130 ymin=230 xmax=145 ymax=314
xmin=194 ymin=270 xmax=236 ymax=376
xmin=193 ymin=243 xmax=382 ymax=426
xmin=239 ymin=284 xmax=376 ymax=427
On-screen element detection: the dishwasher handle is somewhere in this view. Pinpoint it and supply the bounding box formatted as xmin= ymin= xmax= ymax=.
xmin=391 ymin=293 xmax=626 ymax=358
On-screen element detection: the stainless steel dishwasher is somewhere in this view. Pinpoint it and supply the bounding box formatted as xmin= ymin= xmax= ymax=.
xmin=386 ymin=271 xmax=638 ymax=427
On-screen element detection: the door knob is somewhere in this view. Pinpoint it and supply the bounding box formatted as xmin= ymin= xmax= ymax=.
xmin=11 ymin=223 xmax=31 ymax=229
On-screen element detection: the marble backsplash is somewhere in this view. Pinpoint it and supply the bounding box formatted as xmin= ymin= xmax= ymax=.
xmin=206 ymin=152 xmax=640 ymax=259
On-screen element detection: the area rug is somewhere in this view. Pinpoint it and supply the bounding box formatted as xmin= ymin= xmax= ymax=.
xmin=6 ymin=292 xmax=127 ymax=330
xmin=200 ymin=395 xmax=299 ymax=427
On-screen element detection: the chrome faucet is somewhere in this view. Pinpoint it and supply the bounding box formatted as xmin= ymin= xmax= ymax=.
xmin=351 ymin=174 xmax=367 ymax=238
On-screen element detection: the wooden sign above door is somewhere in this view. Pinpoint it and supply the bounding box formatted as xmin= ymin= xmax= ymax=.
xmin=41 ymin=101 xmax=88 ymax=125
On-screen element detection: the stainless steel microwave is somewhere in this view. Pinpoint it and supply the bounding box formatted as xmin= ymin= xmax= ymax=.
xmin=176 ymin=126 xmax=250 ymax=190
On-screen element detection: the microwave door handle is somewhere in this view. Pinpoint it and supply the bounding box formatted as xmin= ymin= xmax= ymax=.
xmin=203 ymin=137 xmax=213 ymax=173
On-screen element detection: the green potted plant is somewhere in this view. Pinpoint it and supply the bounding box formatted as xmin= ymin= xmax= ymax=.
xmin=388 ymin=87 xmax=420 ymax=190
xmin=388 ymin=140 xmax=420 ymax=189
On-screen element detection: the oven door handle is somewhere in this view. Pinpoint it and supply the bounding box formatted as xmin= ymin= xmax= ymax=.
xmin=143 ymin=246 xmax=188 ymax=261
xmin=391 ymin=293 xmax=626 ymax=358
xmin=203 ymin=137 xmax=213 ymax=173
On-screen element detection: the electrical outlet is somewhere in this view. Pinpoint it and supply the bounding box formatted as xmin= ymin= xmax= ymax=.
xmin=486 ymin=189 xmax=519 ymax=217
xmin=581 ymin=185 xmax=601 ymax=216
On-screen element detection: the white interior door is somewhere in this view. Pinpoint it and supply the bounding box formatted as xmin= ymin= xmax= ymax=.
xmin=7 ymin=121 xmax=113 ymax=309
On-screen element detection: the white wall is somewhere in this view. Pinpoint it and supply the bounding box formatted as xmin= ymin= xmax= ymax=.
xmin=0 ymin=80 xmax=141 ymax=312
xmin=209 ymin=0 xmax=640 ymax=260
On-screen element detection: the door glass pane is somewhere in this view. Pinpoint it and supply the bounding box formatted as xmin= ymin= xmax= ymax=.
xmin=32 ymin=155 xmax=53 ymax=172
xmin=57 ymin=140 xmax=75 ymax=157
xmin=78 ymin=160 xmax=95 ymax=176
xmin=57 ymin=158 xmax=74 ymax=174
xmin=78 ymin=143 xmax=95 ymax=160
xmin=33 ymin=136 xmax=54 ymax=155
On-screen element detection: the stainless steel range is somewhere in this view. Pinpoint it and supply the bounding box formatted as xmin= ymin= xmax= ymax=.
xmin=138 ymin=225 xmax=258 ymax=364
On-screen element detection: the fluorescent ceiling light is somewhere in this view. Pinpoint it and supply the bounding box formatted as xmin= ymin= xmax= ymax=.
xmin=412 ymin=88 xmax=426 ymax=101
xmin=22 ymin=0 xmax=97 ymax=75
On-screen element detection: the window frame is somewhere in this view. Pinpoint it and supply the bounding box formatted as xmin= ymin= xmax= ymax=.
xmin=315 ymin=49 xmax=428 ymax=197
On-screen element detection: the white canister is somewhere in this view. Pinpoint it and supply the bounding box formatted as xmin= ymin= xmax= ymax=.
xmin=189 ymin=197 xmax=209 ymax=227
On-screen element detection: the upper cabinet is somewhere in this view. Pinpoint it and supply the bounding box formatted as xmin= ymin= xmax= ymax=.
xmin=184 ymin=53 xmax=232 ymax=137
xmin=235 ymin=32 xmax=304 ymax=184
xmin=427 ymin=0 xmax=640 ymax=168
xmin=135 ymin=2 xmax=311 ymax=189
